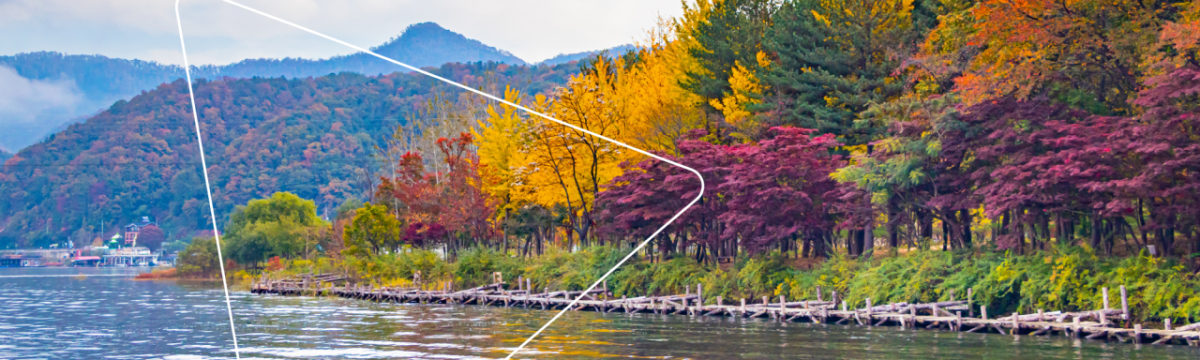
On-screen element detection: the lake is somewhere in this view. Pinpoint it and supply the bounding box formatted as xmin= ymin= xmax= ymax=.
xmin=0 ymin=267 xmax=1196 ymax=359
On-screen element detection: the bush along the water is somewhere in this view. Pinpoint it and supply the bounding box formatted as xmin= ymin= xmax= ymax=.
xmin=270 ymin=244 xmax=1198 ymax=326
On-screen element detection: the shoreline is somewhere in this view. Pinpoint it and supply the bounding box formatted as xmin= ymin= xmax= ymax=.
xmin=251 ymin=275 xmax=1200 ymax=348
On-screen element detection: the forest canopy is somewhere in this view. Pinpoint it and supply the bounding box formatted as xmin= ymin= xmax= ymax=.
xmin=0 ymin=61 xmax=581 ymax=248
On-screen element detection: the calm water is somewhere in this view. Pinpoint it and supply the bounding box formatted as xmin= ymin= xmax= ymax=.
xmin=1 ymin=267 xmax=1197 ymax=359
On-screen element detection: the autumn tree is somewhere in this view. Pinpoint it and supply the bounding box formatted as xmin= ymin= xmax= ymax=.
xmin=719 ymin=127 xmax=843 ymax=256
xmin=512 ymin=57 xmax=635 ymax=248
xmin=930 ymin=0 xmax=1185 ymax=112
xmin=137 ymin=224 xmax=166 ymax=251
xmin=596 ymin=129 xmax=731 ymax=261
xmin=376 ymin=132 xmax=495 ymax=256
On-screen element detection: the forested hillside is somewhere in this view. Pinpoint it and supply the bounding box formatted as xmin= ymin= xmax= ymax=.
xmin=0 ymin=61 xmax=579 ymax=248
xmin=0 ymin=22 xmax=529 ymax=152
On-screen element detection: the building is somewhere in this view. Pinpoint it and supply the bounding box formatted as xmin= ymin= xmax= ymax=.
xmin=0 ymin=254 xmax=23 ymax=267
xmin=123 ymin=216 xmax=157 ymax=247
xmin=101 ymin=247 xmax=158 ymax=267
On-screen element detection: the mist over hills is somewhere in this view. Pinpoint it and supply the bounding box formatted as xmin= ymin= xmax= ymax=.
xmin=0 ymin=22 xmax=627 ymax=153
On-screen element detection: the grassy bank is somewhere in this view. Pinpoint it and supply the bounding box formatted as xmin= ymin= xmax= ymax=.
xmin=269 ymin=246 xmax=1199 ymax=326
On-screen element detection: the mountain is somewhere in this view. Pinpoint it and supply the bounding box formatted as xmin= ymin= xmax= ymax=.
xmin=0 ymin=62 xmax=578 ymax=248
xmin=0 ymin=22 xmax=526 ymax=152
xmin=538 ymin=44 xmax=637 ymax=66
xmin=0 ymin=149 xmax=10 ymax=162
xmin=195 ymin=22 xmax=527 ymax=79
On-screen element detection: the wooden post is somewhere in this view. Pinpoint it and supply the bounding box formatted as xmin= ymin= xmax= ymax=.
xmin=968 ymin=288 xmax=974 ymax=318
xmin=1073 ymin=317 xmax=1081 ymax=338
xmin=763 ymin=296 xmax=769 ymax=306
xmin=697 ymin=283 xmax=703 ymax=308
xmin=740 ymin=298 xmax=746 ymax=314
xmin=1012 ymin=312 xmax=1019 ymax=334
xmin=866 ymin=298 xmax=873 ymax=326
xmin=950 ymin=289 xmax=955 ymax=301
xmin=1037 ymin=309 xmax=1044 ymax=322
xmin=603 ymin=280 xmax=609 ymax=300
xmin=1120 ymin=285 xmax=1129 ymax=321
xmin=1134 ymin=324 xmax=1142 ymax=344
xmin=832 ymin=290 xmax=838 ymax=305
xmin=517 ymin=276 xmax=523 ymax=291
xmin=842 ymin=300 xmax=847 ymax=312
xmin=982 ymin=305 xmax=988 ymax=320
xmin=717 ymin=296 xmax=724 ymax=307
xmin=909 ymin=303 xmax=917 ymax=329
xmin=817 ymin=286 xmax=822 ymax=302
xmin=526 ymin=278 xmax=532 ymax=295
xmin=1102 ymin=287 xmax=1110 ymax=310
xmin=1165 ymin=318 xmax=1172 ymax=331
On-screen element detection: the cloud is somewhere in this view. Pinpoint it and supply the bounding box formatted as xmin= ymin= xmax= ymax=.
xmin=0 ymin=65 xmax=84 ymax=123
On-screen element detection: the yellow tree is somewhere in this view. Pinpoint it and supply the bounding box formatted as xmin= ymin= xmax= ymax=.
xmin=617 ymin=18 xmax=710 ymax=153
xmin=511 ymin=57 xmax=635 ymax=248
xmin=709 ymin=51 xmax=770 ymax=135
xmin=472 ymin=86 xmax=528 ymax=220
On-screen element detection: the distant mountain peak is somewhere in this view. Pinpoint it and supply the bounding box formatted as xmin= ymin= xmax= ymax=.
xmin=537 ymin=44 xmax=637 ymax=66
xmin=370 ymin=21 xmax=525 ymax=66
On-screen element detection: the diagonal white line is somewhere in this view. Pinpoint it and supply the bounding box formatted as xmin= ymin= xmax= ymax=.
xmin=185 ymin=1 xmax=706 ymax=359
xmin=174 ymin=1 xmax=241 ymax=359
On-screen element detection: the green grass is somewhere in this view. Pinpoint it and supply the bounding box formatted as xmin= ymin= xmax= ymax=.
xmin=275 ymin=244 xmax=1199 ymax=325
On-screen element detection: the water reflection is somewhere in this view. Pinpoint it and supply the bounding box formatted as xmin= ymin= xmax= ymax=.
xmin=0 ymin=267 xmax=1197 ymax=359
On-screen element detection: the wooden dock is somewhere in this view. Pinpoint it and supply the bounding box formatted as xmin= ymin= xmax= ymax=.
xmin=251 ymin=274 xmax=1200 ymax=347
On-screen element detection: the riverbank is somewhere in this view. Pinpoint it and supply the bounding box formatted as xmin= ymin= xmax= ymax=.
xmin=253 ymin=274 xmax=1200 ymax=347
xmin=264 ymin=245 xmax=1200 ymax=329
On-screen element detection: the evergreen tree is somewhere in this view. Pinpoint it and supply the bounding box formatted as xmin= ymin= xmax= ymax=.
xmin=682 ymin=0 xmax=776 ymax=106
xmin=758 ymin=0 xmax=937 ymax=145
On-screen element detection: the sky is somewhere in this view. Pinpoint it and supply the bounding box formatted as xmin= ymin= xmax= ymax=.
xmin=0 ymin=0 xmax=686 ymax=65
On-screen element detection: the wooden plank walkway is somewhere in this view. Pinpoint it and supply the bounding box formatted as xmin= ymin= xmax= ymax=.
xmin=250 ymin=274 xmax=1200 ymax=347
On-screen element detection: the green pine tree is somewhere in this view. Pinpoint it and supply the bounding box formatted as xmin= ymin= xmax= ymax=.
xmin=757 ymin=0 xmax=937 ymax=146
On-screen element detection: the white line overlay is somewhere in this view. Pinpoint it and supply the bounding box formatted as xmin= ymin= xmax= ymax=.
xmin=174 ymin=1 xmax=241 ymax=358
xmin=176 ymin=1 xmax=705 ymax=359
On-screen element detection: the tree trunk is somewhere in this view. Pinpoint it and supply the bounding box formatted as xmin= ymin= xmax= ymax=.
xmin=919 ymin=210 xmax=933 ymax=247
xmin=959 ymin=209 xmax=973 ymax=249
xmin=863 ymin=222 xmax=874 ymax=258
xmin=1162 ymin=218 xmax=1175 ymax=257
xmin=1014 ymin=211 xmax=1026 ymax=255
xmin=942 ymin=219 xmax=950 ymax=251
xmin=888 ymin=220 xmax=899 ymax=249
xmin=849 ymin=229 xmax=863 ymax=257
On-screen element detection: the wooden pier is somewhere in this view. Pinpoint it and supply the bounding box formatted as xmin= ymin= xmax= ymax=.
xmin=251 ymin=273 xmax=1200 ymax=347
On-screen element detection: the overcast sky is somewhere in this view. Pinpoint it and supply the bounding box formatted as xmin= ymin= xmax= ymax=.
xmin=0 ymin=0 xmax=685 ymax=65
